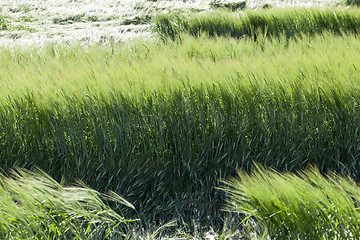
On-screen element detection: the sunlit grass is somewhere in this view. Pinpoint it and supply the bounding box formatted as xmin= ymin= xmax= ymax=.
xmin=1 ymin=32 xmax=360 ymax=103
xmin=222 ymin=164 xmax=360 ymax=239
xmin=0 ymin=168 xmax=133 ymax=239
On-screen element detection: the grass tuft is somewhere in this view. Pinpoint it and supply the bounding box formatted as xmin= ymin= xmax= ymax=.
xmin=222 ymin=164 xmax=360 ymax=239
xmin=53 ymin=13 xmax=85 ymax=24
xmin=0 ymin=15 xmax=8 ymax=30
xmin=0 ymin=168 xmax=132 ymax=239
xmin=211 ymin=0 xmax=247 ymax=11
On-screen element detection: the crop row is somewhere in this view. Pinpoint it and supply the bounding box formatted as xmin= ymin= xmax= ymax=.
xmin=154 ymin=8 xmax=360 ymax=40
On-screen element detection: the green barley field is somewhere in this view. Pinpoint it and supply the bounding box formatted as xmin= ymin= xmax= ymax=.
xmin=2 ymin=0 xmax=360 ymax=239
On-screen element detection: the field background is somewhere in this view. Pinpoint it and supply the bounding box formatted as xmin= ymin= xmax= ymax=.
xmin=0 ymin=0 xmax=343 ymax=47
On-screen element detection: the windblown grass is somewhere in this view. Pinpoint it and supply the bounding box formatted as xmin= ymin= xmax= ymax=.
xmin=222 ymin=164 xmax=360 ymax=239
xmin=1 ymin=32 xmax=360 ymax=226
xmin=0 ymin=168 xmax=133 ymax=239
xmin=154 ymin=8 xmax=360 ymax=40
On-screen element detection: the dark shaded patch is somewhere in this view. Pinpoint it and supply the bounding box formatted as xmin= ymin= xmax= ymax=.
xmin=211 ymin=0 xmax=247 ymax=11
